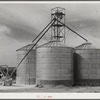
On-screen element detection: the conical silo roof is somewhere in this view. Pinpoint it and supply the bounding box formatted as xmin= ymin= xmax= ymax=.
xmin=16 ymin=44 xmax=37 ymax=51
xmin=37 ymin=40 xmax=67 ymax=48
xmin=75 ymin=42 xmax=97 ymax=50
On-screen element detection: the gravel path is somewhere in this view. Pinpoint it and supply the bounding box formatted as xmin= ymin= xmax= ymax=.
xmin=0 ymin=85 xmax=100 ymax=92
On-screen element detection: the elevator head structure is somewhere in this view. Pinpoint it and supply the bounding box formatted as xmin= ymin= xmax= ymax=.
xmin=51 ymin=7 xmax=65 ymax=43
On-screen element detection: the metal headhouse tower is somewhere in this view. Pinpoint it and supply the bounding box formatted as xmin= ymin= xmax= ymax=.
xmin=51 ymin=7 xmax=65 ymax=43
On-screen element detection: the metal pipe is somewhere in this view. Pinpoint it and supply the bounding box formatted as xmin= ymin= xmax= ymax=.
xmin=32 ymin=18 xmax=55 ymax=43
xmin=56 ymin=19 xmax=88 ymax=42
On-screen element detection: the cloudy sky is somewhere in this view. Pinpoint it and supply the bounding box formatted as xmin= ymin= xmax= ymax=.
xmin=0 ymin=2 xmax=100 ymax=67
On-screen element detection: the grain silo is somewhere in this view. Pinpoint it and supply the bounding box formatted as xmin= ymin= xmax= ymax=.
xmin=74 ymin=42 xmax=100 ymax=86
xmin=16 ymin=44 xmax=36 ymax=85
xmin=36 ymin=41 xmax=74 ymax=87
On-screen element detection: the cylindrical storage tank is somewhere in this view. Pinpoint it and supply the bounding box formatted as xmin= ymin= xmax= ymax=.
xmin=74 ymin=42 xmax=100 ymax=86
xmin=16 ymin=44 xmax=36 ymax=85
xmin=36 ymin=41 xmax=74 ymax=87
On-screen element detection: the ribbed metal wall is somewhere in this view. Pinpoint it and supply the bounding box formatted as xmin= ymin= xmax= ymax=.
xmin=36 ymin=42 xmax=74 ymax=87
xmin=16 ymin=45 xmax=36 ymax=85
xmin=74 ymin=44 xmax=100 ymax=86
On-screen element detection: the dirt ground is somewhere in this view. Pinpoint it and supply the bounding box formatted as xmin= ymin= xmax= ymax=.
xmin=0 ymin=84 xmax=100 ymax=92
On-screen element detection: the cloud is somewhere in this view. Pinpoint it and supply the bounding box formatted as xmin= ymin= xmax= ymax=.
xmin=5 ymin=24 xmax=37 ymax=42
xmin=0 ymin=6 xmax=38 ymax=42
xmin=0 ymin=25 xmax=11 ymax=35
xmin=65 ymin=18 xmax=100 ymax=39
xmin=0 ymin=3 xmax=100 ymax=66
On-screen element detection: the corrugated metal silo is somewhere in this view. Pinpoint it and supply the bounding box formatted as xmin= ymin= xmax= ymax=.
xmin=74 ymin=42 xmax=100 ymax=86
xmin=16 ymin=44 xmax=36 ymax=85
xmin=36 ymin=41 xmax=74 ymax=87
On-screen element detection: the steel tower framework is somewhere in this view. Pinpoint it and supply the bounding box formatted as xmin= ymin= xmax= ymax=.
xmin=51 ymin=7 xmax=66 ymax=43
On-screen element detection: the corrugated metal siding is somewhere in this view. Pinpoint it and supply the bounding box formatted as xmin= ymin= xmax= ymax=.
xmin=36 ymin=45 xmax=74 ymax=87
xmin=74 ymin=49 xmax=100 ymax=86
xmin=16 ymin=49 xmax=36 ymax=85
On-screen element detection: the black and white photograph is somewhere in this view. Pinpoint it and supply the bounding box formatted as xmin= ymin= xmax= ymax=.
xmin=1 ymin=1 xmax=100 ymax=95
